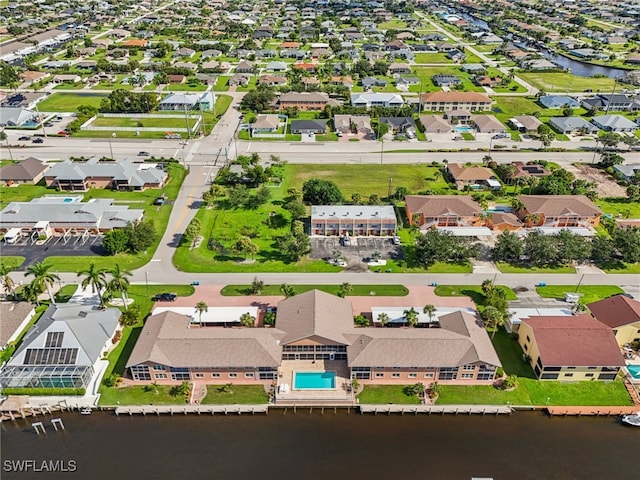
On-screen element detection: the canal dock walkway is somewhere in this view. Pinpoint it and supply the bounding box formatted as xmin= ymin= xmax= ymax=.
xmin=114 ymin=404 xmax=269 ymax=416
xmin=546 ymin=406 xmax=639 ymax=416
xmin=359 ymin=404 xmax=513 ymax=415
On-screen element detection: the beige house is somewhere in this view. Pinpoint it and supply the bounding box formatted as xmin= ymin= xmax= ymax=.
xmin=588 ymin=295 xmax=640 ymax=348
xmin=519 ymin=315 xmax=625 ymax=381
xmin=517 ymin=195 xmax=602 ymax=228
xmin=0 ymin=157 xmax=49 ymax=186
xmin=420 ymin=92 xmax=492 ymax=112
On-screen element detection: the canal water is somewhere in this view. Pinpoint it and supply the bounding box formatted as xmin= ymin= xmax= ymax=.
xmin=2 ymin=410 xmax=639 ymax=479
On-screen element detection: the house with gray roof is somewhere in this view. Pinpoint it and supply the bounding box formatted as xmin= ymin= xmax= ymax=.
xmin=351 ymin=93 xmax=404 ymax=109
xmin=539 ymin=95 xmax=580 ymax=109
xmin=0 ymin=195 xmax=144 ymax=234
xmin=0 ymin=303 xmax=120 ymax=390
xmin=290 ymin=119 xmax=327 ymax=134
xmin=613 ymin=163 xmax=640 ymax=181
xmin=0 ymin=107 xmax=38 ymax=127
xmin=549 ymin=116 xmax=600 ymax=134
xmin=158 ymin=91 xmax=215 ymax=111
xmin=44 ymin=157 xmax=167 ymax=191
xmin=590 ymin=114 xmax=638 ymax=132
xmin=125 ymin=290 xmax=501 ymax=389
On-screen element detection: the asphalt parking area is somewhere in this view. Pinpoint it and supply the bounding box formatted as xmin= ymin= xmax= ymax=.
xmin=310 ymin=236 xmax=403 ymax=269
xmin=3 ymin=235 xmax=104 ymax=270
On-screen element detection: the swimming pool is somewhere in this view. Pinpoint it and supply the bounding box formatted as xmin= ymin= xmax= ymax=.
xmin=628 ymin=365 xmax=640 ymax=380
xmin=294 ymin=371 xmax=336 ymax=390
xmin=454 ymin=125 xmax=474 ymax=133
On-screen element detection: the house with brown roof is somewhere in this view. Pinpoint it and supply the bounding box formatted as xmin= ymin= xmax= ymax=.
xmin=0 ymin=157 xmax=49 ymax=186
xmin=446 ymin=163 xmax=501 ymax=190
xmin=419 ymin=115 xmax=452 ymax=133
xmin=333 ymin=115 xmax=373 ymax=135
xmin=517 ymin=195 xmax=602 ymax=229
xmin=510 ymin=162 xmax=550 ymax=181
xmin=518 ymin=315 xmax=625 ymax=381
xmin=470 ymin=115 xmax=505 ymax=134
xmin=258 ymin=75 xmax=287 ymax=86
xmin=509 ymin=115 xmax=543 ymax=133
xmin=276 ymin=92 xmax=331 ymax=111
xmin=405 ymin=195 xmax=484 ymax=229
xmin=126 ymin=290 xmax=502 ymax=389
xmin=588 ymin=295 xmax=640 ymax=348
xmin=0 ymin=302 xmax=36 ymax=349
xmin=121 ymin=39 xmax=148 ymax=48
xmin=420 ymin=92 xmax=492 ymax=112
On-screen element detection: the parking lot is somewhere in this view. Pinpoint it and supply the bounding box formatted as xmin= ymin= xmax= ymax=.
xmin=310 ymin=236 xmax=402 ymax=271
xmin=2 ymin=234 xmax=104 ymax=270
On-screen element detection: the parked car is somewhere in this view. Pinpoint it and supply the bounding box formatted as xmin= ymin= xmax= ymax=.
xmin=18 ymin=135 xmax=30 ymax=141
xmin=153 ymin=196 xmax=165 ymax=206
xmin=341 ymin=236 xmax=351 ymax=247
xmin=44 ymin=122 xmax=54 ymax=127
xmin=336 ymin=131 xmax=343 ymax=137
xmin=58 ymin=130 xmax=69 ymax=136
xmin=32 ymin=137 xmax=44 ymax=143
xmin=151 ymin=292 xmax=177 ymax=302
xmin=165 ymin=133 xmax=182 ymax=139
xmin=138 ymin=151 xmax=150 ymax=156
xmin=392 ymin=236 xmax=401 ymax=246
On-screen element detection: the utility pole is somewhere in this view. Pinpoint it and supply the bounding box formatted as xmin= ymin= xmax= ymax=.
xmin=388 ymin=177 xmax=393 ymax=200
xmin=591 ymin=77 xmax=619 ymax=164
xmin=108 ymin=132 xmax=116 ymax=160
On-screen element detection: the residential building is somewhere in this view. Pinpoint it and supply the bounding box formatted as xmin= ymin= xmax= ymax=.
xmin=590 ymin=114 xmax=638 ymax=133
xmin=361 ymin=77 xmax=387 ymax=89
xmin=333 ymin=115 xmax=372 ymax=135
xmin=0 ymin=303 xmax=121 ymax=389
xmin=0 ymin=157 xmax=49 ymax=186
xmin=158 ymin=92 xmax=215 ymax=111
xmin=126 ymin=291 xmax=500 ymax=387
xmin=0 ymin=195 xmax=144 ymax=235
xmin=471 ymin=115 xmax=505 ymax=133
xmin=229 ymin=73 xmax=251 ymax=87
xmin=588 ymin=295 xmax=640 ymax=348
xmin=276 ymin=92 xmax=331 ymax=111
xmin=432 ymin=74 xmax=461 ymax=87
xmin=405 ymin=195 xmax=490 ymax=236
xmin=378 ymin=117 xmax=416 ymax=133
xmin=510 ymin=162 xmax=551 ymax=180
xmin=250 ymin=114 xmax=283 ymax=136
xmin=290 ymin=119 xmax=327 ymax=134
xmin=517 ymin=195 xmax=602 ymax=229
xmin=388 ymin=63 xmax=411 ymax=75
xmin=311 ymin=206 xmax=397 ymax=236
xmin=446 ymin=164 xmax=501 ymax=190
xmin=350 ymin=93 xmax=404 ymax=109
xmin=509 ymin=115 xmax=543 ymax=133
xmin=538 ymin=95 xmax=580 ymax=109
xmin=258 ymin=75 xmax=287 ymax=87
xmin=44 ymin=157 xmax=167 ymax=191
xmin=613 ymin=164 xmax=640 ymax=182
xmin=473 ymin=75 xmax=502 ymax=88
xmin=549 ymin=117 xmax=600 ymax=135
xmin=419 ymin=115 xmax=452 ymax=133
xmin=518 ymin=315 xmax=625 ymax=381
xmin=420 ymin=92 xmax=492 ymax=112
xmin=0 ymin=302 xmax=36 ymax=349
xmin=444 ymin=109 xmax=472 ymax=124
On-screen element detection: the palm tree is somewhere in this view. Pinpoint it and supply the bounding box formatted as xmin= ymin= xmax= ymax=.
xmin=280 ymin=283 xmax=296 ymax=298
xmin=377 ymin=312 xmax=390 ymax=327
xmin=108 ymin=264 xmax=132 ymax=310
xmin=0 ymin=263 xmax=17 ymax=299
xmin=20 ymin=281 xmax=43 ymax=306
xmin=338 ymin=282 xmax=352 ymax=298
xmin=25 ymin=261 xmax=59 ymax=304
xmin=482 ymin=306 xmax=504 ymax=339
xmin=77 ymin=262 xmax=107 ymax=308
xmin=422 ymin=304 xmax=437 ymax=326
xmin=481 ymin=279 xmax=495 ymax=296
xmin=195 ymin=301 xmax=208 ymax=325
xmin=403 ymin=307 xmax=419 ymax=328
xmin=240 ymin=312 xmax=255 ymax=327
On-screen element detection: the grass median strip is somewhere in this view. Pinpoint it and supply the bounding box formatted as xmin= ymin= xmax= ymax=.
xmin=220 ymin=284 xmax=409 ymax=296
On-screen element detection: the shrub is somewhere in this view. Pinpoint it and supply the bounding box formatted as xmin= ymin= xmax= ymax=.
xmin=2 ymin=388 xmax=85 ymax=396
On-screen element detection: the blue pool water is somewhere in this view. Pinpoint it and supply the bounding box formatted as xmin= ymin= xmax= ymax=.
xmin=628 ymin=365 xmax=640 ymax=379
xmin=454 ymin=125 xmax=474 ymax=133
xmin=294 ymin=371 xmax=336 ymax=389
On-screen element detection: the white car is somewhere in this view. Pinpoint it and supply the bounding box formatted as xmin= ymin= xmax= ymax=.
xmin=392 ymin=236 xmax=401 ymax=245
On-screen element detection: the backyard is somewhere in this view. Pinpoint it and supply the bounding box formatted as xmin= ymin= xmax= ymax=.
xmin=201 ymin=385 xmax=269 ymax=404
xmin=357 ymin=385 xmax=421 ymax=404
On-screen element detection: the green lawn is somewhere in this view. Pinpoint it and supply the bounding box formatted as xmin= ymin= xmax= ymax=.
xmin=90 ymin=116 xmax=200 ymax=129
xmin=99 ymin=385 xmax=188 ymax=406
xmin=37 ymin=92 xmax=109 ymax=112
xmin=201 ymin=385 xmax=269 ymax=404
xmin=536 ymin=285 xmax=624 ymax=304
xmin=516 ymin=72 xmax=619 ymax=92
xmin=600 ymin=263 xmax=640 ymax=274
xmin=220 ymin=284 xmax=409 ymax=296
xmin=54 ymin=284 xmax=78 ymax=303
xmin=378 ymin=20 xmax=408 ymax=29
xmin=0 ymin=257 xmax=25 ymax=269
xmin=491 ymin=328 xmax=536 ymax=378
xmin=434 ymin=285 xmax=517 ymax=305
xmin=495 ymin=262 xmax=576 ymax=274
xmin=597 ymin=197 xmax=640 ymax=218
xmin=357 ymin=385 xmax=421 ymax=404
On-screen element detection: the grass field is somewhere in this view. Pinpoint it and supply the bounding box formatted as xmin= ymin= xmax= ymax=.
xmin=0 ymin=257 xmax=25 ymax=269
xmin=99 ymin=385 xmax=187 ymax=406
xmin=434 ymin=285 xmax=517 ymax=305
xmin=596 ymin=197 xmax=640 ymax=218
xmin=536 ymin=285 xmax=624 ymax=304
xmin=201 ymin=385 xmax=269 ymax=404
xmin=220 ymin=284 xmax=409 ymax=296
xmin=495 ymin=262 xmax=576 ymax=274
xmin=90 ymin=116 xmax=200 ymax=129
xmin=357 ymin=385 xmax=421 ymax=404
xmin=516 ymin=72 xmax=619 ymax=92
xmin=37 ymin=92 xmax=109 ymax=112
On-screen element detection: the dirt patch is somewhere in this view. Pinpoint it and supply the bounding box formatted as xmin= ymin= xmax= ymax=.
xmin=564 ymin=163 xmax=626 ymax=197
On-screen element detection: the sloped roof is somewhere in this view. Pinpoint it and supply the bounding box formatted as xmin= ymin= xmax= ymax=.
xmin=519 ymin=195 xmax=602 ymax=217
xmin=523 ymin=315 xmax=625 ymax=367
xmin=405 ymin=195 xmax=481 ymax=217
xmin=447 ymin=164 xmax=496 ymax=181
xmin=44 ymin=158 xmax=167 ymax=186
xmin=587 ymin=295 xmax=640 ymax=329
xmin=0 ymin=302 xmax=34 ymax=346
xmin=421 ymin=91 xmax=492 ymax=104
xmin=0 ymin=157 xmax=48 ymax=182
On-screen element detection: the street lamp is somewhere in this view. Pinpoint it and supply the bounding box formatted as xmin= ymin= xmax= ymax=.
xmin=108 ymin=132 xmax=116 ymax=160
xmin=145 ymin=271 xmax=149 ymax=296
xmin=387 ymin=177 xmax=393 ymax=200
xmin=1 ymin=128 xmax=13 ymax=161
xmin=591 ymin=76 xmax=620 ymax=164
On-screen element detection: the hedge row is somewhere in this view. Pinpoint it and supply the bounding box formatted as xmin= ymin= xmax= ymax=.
xmin=2 ymin=387 xmax=86 ymax=396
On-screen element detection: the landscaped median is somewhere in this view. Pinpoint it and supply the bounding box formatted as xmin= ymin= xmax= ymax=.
xmin=220 ymin=284 xmax=409 ymax=296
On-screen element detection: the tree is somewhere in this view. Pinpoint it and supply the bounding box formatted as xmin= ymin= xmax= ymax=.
xmin=393 ymin=186 xmax=409 ymax=200
xmin=277 ymin=230 xmax=311 ymax=261
xmin=612 ymin=226 xmax=640 ymax=264
xmin=302 ymin=179 xmax=343 ymax=204
xmin=368 ymin=194 xmax=380 ymax=205
xmin=263 ymin=310 xmax=276 ymax=326
xmin=240 ymin=86 xmax=276 ymax=112
xmin=590 ymin=235 xmax=616 ymax=266
xmin=108 ymin=264 xmax=132 ymax=311
xmin=372 ymin=120 xmax=389 ymax=139
xmin=282 ymin=200 xmax=306 ymax=219
xmin=280 ymin=283 xmax=296 ymax=298
xmin=556 ymin=229 xmax=592 ymax=265
xmin=240 ymin=312 xmax=256 ymax=327
xmin=598 ymin=132 xmax=621 ymax=151
xmin=0 ymin=61 xmax=19 ymax=88
xmin=491 ymin=231 xmax=524 ymax=263
xmin=234 ymin=235 xmax=259 ymax=259
xmin=227 ymin=184 xmax=250 ymax=208
xmin=481 ymin=279 xmax=495 ymax=296
xmin=414 ymin=228 xmax=479 ymax=267
xmin=524 ymin=231 xmax=558 ymax=267
xmin=125 ymin=221 xmax=156 ymax=254
xmin=621 ymin=135 xmax=640 ymax=151
xmin=599 ymin=152 xmax=624 ymax=168
xmin=537 ymin=124 xmax=555 ymax=150
xmin=351 ymin=192 xmax=362 ymax=204
xmin=25 ymin=261 xmax=59 ymax=305
xmin=377 ymin=312 xmax=390 ymax=327
xmin=337 ymin=282 xmax=352 ymax=298
xmin=185 ymin=218 xmax=201 ymax=248
xmin=250 ymin=277 xmax=264 ymax=294
xmin=626 ymin=185 xmax=640 ymax=203
xmin=354 ymin=314 xmax=370 ymax=327
xmin=423 ymin=304 xmax=437 ymax=326
xmin=0 ymin=263 xmax=16 ymax=299
xmin=403 ymin=307 xmax=419 ymax=327
xmin=102 ymin=229 xmax=130 ymax=255
xmin=77 ymin=262 xmax=107 ymax=308
xmin=195 ymin=301 xmax=208 ymax=324
xmin=120 ymin=304 xmax=141 ymax=327
xmin=20 ymin=281 xmax=43 ymax=306
xmin=536 ymin=169 xmax=575 ymax=196
xmin=482 ymin=306 xmax=504 ymax=338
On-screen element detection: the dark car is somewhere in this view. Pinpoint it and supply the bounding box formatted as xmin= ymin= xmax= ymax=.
xmin=138 ymin=151 xmax=150 ymax=156
xmin=32 ymin=137 xmax=44 ymax=143
xmin=152 ymin=292 xmax=177 ymax=302
xmin=153 ymin=196 xmax=165 ymax=206
xmin=18 ymin=136 xmax=30 ymax=141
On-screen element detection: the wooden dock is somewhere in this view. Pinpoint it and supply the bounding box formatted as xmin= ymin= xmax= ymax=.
xmin=358 ymin=404 xmax=513 ymax=415
xmin=546 ymin=406 xmax=639 ymax=417
xmin=114 ymin=404 xmax=269 ymax=416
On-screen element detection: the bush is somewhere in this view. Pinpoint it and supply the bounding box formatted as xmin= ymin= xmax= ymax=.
xmin=2 ymin=387 xmax=86 ymax=396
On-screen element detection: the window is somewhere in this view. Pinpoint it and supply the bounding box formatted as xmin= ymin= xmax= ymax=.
xmin=424 ymin=373 xmax=434 ymax=378
xmin=462 ymin=365 xmax=475 ymax=371
xmin=461 ymin=373 xmax=474 ymax=379
xmin=391 ymin=373 xmax=400 ymax=378
xmin=229 ymin=373 xmax=238 ymax=378
xmin=526 ymin=335 xmax=530 ymax=343
xmin=375 ymin=373 xmax=384 ymax=378
xmin=211 ymin=373 xmax=220 ymax=378
xmin=152 ymin=364 xmax=165 ymax=371
xmin=131 ymin=365 xmax=151 ymax=381
xmin=45 ymin=332 xmax=64 ymax=348
xmin=541 ymin=373 xmax=559 ymax=380
xmin=564 ymin=373 xmax=573 ymax=378
xmin=195 ymin=373 xmax=204 ymax=378
xmin=154 ymin=373 xmax=167 ymax=379
xmin=408 ymin=373 xmax=417 ymax=378
xmin=477 ymin=372 xmax=493 ymax=380
xmin=169 ymin=367 xmax=190 ymax=381
xmin=585 ymin=373 xmax=594 ymax=378
xmin=245 ymin=372 xmax=254 ymax=378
